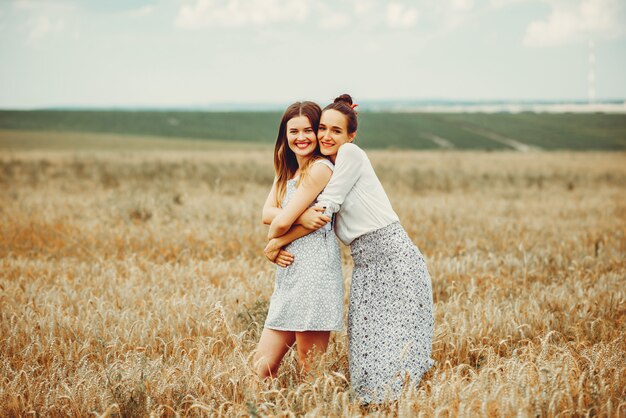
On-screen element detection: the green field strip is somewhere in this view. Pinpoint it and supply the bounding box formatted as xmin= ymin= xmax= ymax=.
xmin=0 ymin=110 xmax=283 ymax=144
xmin=0 ymin=130 xmax=271 ymax=151
xmin=437 ymin=115 xmax=540 ymax=151
xmin=420 ymin=132 xmax=455 ymax=149
xmin=459 ymin=124 xmax=540 ymax=151
xmin=1 ymin=110 xmax=624 ymax=151
xmin=356 ymin=113 xmax=440 ymax=149
xmin=442 ymin=114 xmax=554 ymax=149
xmin=418 ymin=114 xmax=511 ymax=150
xmin=442 ymin=113 xmax=626 ymax=150
xmin=358 ymin=113 xmax=509 ymax=150
xmin=525 ymin=114 xmax=626 ymax=149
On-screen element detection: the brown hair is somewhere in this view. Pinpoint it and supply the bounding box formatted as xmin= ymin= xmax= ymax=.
xmin=323 ymin=93 xmax=358 ymax=133
xmin=273 ymin=101 xmax=323 ymax=206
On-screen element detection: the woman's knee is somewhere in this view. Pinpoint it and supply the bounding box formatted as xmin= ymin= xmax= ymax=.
xmin=295 ymin=331 xmax=330 ymax=364
xmin=254 ymin=328 xmax=295 ymax=377
xmin=254 ymin=350 xmax=281 ymax=378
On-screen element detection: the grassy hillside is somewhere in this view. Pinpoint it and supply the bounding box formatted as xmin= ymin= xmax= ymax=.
xmin=0 ymin=110 xmax=625 ymax=150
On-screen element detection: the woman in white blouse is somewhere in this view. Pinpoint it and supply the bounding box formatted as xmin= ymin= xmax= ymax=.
xmin=267 ymin=94 xmax=435 ymax=404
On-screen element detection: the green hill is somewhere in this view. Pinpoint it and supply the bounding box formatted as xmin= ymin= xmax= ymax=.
xmin=0 ymin=110 xmax=624 ymax=150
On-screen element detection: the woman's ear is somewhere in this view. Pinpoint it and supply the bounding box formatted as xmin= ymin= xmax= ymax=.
xmin=348 ymin=132 xmax=356 ymax=143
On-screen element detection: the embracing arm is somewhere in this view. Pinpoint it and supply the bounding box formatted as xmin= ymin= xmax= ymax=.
xmin=316 ymin=143 xmax=363 ymax=213
xmin=268 ymin=163 xmax=333 ymax=239
xmin=262 ymin=178 xmax=329 ymax=226
xmin=264 ymin=224 xmax=315 ymax=259
xmin=265 ymin=223 xmax=329 ymax=265
xmin=261 ymin=178 xmax=281 ymax=225
xmin=275 ymin=225 xmax=314 ymax=246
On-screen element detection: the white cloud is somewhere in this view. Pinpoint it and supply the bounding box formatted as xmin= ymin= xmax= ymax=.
xmin=14 ymin=0 xmax=38 ymax=10
xmin=387 ymin=2 xmax=418 ymax=29
xmin=28 ymin=15 xmax=64 ymax=40
xmin=13 ymin=0 xmax=75 ymax=12
xmin=319 ymin=12 xmax=350 ymax=29
xmin=488 ymin=0 xmax=526 ymax=7
xmin=126 ymin=5 xmax=155 ymax=17
xmin=440 ymin=0 xmax=477 ymax=31
xmin=523 ymin=0 xmax=626 ymax=47
xmin=11 ymin=0 xmax=76 ymax=43
xmin=29 ymin=15 xmax=50 ymax=38
xmin=450 ymin=0 xmax=474 ymax=12
xmin=352 ymin=0 xmax=374 ymax=15
xmin=175 ymin=0 xmax=310 ymax=29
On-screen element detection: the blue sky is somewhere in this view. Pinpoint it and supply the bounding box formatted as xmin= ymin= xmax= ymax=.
xmin=1 ymin=0 xmax=625 ymax=108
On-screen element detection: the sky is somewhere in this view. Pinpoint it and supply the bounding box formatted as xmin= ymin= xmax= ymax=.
xmin=1 ymin=0 xmax=625 ymax=109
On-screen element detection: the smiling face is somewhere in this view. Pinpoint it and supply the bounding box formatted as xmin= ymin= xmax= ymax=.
xmin=286 ymin=115 xmax=317 ymax=161
xmin=318 ymin=109 xmax=356 ymax=160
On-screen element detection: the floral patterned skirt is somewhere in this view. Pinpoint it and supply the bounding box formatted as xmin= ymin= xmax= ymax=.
xmin=348 ymin=221 xmax=435 ymax=403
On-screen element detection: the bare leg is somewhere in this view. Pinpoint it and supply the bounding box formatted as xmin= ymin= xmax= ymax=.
xmin=254 ymin=328 xmax=296 ymax=378
xmin=295 ymin=331 xmax=331 ymax=373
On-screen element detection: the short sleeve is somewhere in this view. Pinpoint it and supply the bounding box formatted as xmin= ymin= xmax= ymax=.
xmin=313 ymin=158 xmax=335 ymax=172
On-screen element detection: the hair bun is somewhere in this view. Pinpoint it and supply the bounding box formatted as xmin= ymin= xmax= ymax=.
xmin=333 ymin=94 xmax=353 ymax=106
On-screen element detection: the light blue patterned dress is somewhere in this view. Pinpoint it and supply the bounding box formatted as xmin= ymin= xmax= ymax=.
xmin=264 ymin=159 xmax=344 ymax=331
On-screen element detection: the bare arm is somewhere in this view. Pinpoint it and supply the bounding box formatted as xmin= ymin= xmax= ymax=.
xmin=264 ymin=224 xmax=317 ymax=263
xmin=266 ymin=225 xmax=315 ymax=251
xmin=261 ymin=178 xmax=281 ymax=225
xmin=268 ymin=163 xmax=333 ymax=239
xmin=276 ymin=225 xmax=314 ymax=246
xmin=262 ymin=178 xmax=330 ymax=227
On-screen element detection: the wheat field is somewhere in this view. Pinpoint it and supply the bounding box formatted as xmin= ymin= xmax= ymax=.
xmin=1 ymin=142 xmax=625 ymax=416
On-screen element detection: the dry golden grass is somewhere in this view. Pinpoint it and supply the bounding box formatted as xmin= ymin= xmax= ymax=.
xmin=0 ymin=145 xmax=625 ymax=417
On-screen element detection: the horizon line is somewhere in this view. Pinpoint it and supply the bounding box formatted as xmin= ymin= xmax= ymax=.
xmin=1 ymin=97 xmax=626 ymax=112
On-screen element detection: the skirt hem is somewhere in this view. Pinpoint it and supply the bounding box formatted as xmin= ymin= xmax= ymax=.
xmin=264 ymin=324 xmax=344 ymax=332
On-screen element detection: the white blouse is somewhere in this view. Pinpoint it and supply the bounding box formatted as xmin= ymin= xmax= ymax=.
xmin=316 ymin=143 xmax=399 ymax=245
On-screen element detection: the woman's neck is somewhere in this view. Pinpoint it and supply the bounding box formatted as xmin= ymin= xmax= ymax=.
xmin=295 ymin=154 xmax=310 ymax=168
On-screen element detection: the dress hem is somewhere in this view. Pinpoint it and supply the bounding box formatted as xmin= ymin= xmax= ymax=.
xmin=265 ymin=325 xmax=344 ymax=332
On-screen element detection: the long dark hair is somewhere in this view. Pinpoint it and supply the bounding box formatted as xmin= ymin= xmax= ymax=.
xmin=273 ymin=101 xmax=323 ymax=206
xmin=323 ymin=93 xmax=358 ymax=133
